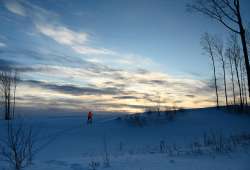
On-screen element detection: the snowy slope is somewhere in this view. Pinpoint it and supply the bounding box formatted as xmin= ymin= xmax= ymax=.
xmin=0 ymin=108 xmax=250 ymax=170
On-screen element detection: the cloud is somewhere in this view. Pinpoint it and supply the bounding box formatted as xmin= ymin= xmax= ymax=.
xmin=1 ymin=52 xmax=216 ymax=112
xmin=12 ymin=61 xmax=218 ymax=112
xmin=0 ymin=58 xmax=15 ymax=71
xmin=36 ymin=24 xmax=88 ymax=46
xmin=4 ymin=0 xmax=26 ymax=16
xmin=36 ymin=23 xmax=116 ymax=55
xmin=15 ymin=94 xmax=150 ymax=112
xmin=0 ymin=42 xmax=7 ymax=48
xmin=138 ymin=79 xmax=168 ymax=85
xmin=72 ymin=46 xmax=116 ymax=55
xmin=113 ymin=96 xmax=140 ymax=100
xmin=185 ymin=94 xmax=196 ymax=98
xmin=3 ymin=0 xmax=57 ymax=19
xmin=0 ymin=58 xmax=59 ymax=74
xmin=117 ymin=53 xmax=153 ymax=66
xmin=3 ymin=0 xmax=155 ymax=67
xmin=22 ymin=80 xmax=121 ymax=96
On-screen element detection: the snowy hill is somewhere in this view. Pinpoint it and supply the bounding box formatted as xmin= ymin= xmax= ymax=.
xmin=0 ymin=108 xmax=250 ymax=170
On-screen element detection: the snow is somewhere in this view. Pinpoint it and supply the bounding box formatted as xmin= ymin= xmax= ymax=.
xmin=0 ymin=108 xmax=250 ymax=170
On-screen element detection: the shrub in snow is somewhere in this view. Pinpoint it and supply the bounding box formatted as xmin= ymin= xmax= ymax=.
xmin=88 ymin=161 xmax=100 ymax=170
xmin=119 ymin=141 xmax=123 ymax=152
xmin=125 ymin=113 xmax=146 ymax=127
xmin=102 ymin=135 xmax=110 ymax=168
xmin=169 ymin=159 xmax=175 ymax=164
xmin=160 ymin=140 xmax=165 ymax=153
xmin=156 ymin=131 xmax=250 ymax=157
xmin=202 ymin=131 xmax=233 ymax=153
xmin=0 ymin=119 xmax=37 ymax=170
xmin=190 ymin=141 xmax=203 ymax=155
xmin=116 ymin=117 xmax=122 ymax=121
xmin=164 ymin=110 xmax=176 ymax=121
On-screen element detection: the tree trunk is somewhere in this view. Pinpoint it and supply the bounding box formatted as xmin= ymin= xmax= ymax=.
xmin=239 ymin=30 xmax=250 ymax=98
xmin=239 ymin=60 xmax=245 ymax=104
xmin=12 ymin=76 xmax=17 ymax=119
xmin=222 ymin=60 xmax=228 ymax=106
xmin=236 ymin=1 xmax=250 ymax=98
xmin=234 ymin=58 xmax=243 ymax=107
xmin=229 ymin=56 xmax=236 ymax=105
xmin=212 ymin=57 xmax=219 ymax=108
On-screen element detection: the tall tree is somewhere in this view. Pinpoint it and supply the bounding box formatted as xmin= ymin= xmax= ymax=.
xmin=226 ymin=48 xmax=236 ymax=105
xmin=233 ymin=51 xmax=243 ymax=106
xmin=230 ymin=34 xmax=243 ymax=106
xmin=201 ymin=33 xmax=219 ymax=108
xmin=0 ymin=70 xmax=18 ymax=120
xmin=213 ymin=37 xmax=228 ymax=106
xmin=240 ymin=58 xmax=248 ymax=105
xmin=188 ymin=0 xmax=250 ymax=98
xmin=239 ymin=58 xmax=245 ymax=103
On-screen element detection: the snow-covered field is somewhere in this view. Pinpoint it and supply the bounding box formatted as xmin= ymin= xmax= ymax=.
xmin=1 ymin=108 xmax=250 ymax=170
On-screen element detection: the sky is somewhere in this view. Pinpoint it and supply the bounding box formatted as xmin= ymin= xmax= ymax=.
xmin=0 ymin=0 xmax=249 ymax=113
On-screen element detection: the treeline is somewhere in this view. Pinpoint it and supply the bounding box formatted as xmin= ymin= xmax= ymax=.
xmin=187 ymin=0 xmax=250 ymax=111
xmin=201 ymin=33 xmax=249 ymax=109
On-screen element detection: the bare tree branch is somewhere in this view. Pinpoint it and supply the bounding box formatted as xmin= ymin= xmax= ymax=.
xmin=187 ymin=0 xmax=240 ymax=33
xmin=212 ymin=0 xmax=238 ymax=23
xmin=221 ymin=0 xmax=238 ymax=15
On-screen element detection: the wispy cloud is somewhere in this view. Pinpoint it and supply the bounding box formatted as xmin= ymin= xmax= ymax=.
xmin=35 ymin=23 xmax=118 ymax=55
xmin=36 ymin=24 xmax=88 ymax=46
xmin=22 ymin=79 xmax=121 ymax=96
xmin=3 ymin=0 xmax=155 ymax=67
xmin=72 ymin=45 xmax=116 ymax=55
xmin=35 ymin=22 xmax=156 ymax=67
xmin=4 ymin=0 xmax=26 ymax=16
xmin=0 ymin=42 xmax=6 ymax=47
xmin=3 ymin=0 xmax=57 ymax=19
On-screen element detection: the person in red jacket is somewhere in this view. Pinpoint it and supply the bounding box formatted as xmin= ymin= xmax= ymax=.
xmin=87 ymin=111 xmax=93 ymax=124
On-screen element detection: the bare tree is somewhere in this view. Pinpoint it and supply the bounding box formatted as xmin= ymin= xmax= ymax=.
xmin=187 ymin=0 xmax=250 ymax=98
xmin=234 ymin=54 xmax=243 ymax=106
xmin=239 ymin=58 xmax=245 ymax=104
xmin=213 ymin=37 xmax=228 ymax=106
xmin=225 ymin=48 xmax=236 ymax=105
xmin=243 ymin=65 xmax=249 ymax=105
xmin=0 ymin=70 xmax=18 ymax=120
xmin=230 ymin=34 xmax=243 ymax=107
xmin=201 ymin=33 xmax=219 ymax=108
xmin=12 ymin=71 xmax=17 ymax=119
xmin=240 ymin=58 xmax=248 ymax=105
xmin=0 ymin=119 xmax=36 ymax=170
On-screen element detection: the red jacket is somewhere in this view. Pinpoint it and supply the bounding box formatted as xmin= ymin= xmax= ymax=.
xmin=88 ymin=111 xmax=93 ymax=118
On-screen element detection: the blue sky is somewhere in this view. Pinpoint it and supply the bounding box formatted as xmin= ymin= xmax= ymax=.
xmin=0 ymin=0 xmax=249 ymax=112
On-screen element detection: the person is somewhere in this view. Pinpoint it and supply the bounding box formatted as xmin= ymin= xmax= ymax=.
xmin=87 ymin=111 xmax=93 ymax=124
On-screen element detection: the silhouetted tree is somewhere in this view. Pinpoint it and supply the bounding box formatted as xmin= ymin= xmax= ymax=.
xmin=0 ymin=119 xmax=36 ymax=170
xmin=188 ymin=0 xmax=250 ymax=98
xmin=0 ymin=70 xmax=18 ymax=120
xmin=225 ymin=48 xmax=236 ymax=105
xmin=239 ymin=58 xmax=248 ymax=105
xmin=230 ymin=34 xmax=243 ymax=107
xmin=201 ymin=33 xmax=219 ymax=108
xmin=213 ymin=37 xmax=228 ymax=106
